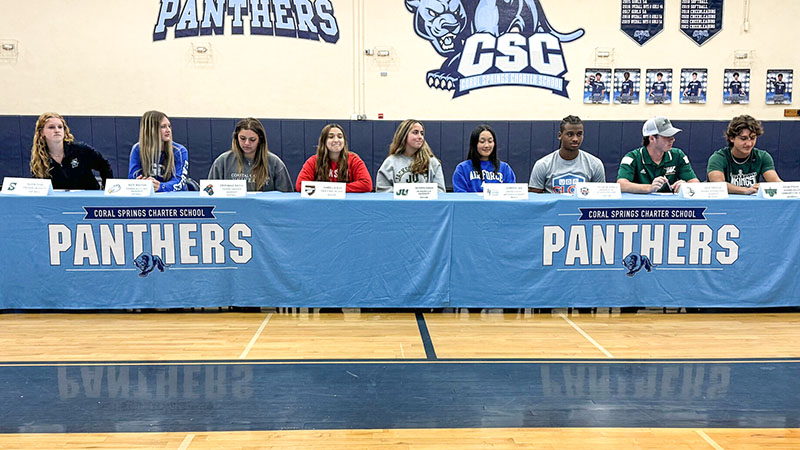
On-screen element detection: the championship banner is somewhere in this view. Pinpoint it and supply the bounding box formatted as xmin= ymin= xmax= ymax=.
xmin=680 ymin=0 xmax=723 ymax=46
xmin=621 ymin=0 xmax=664 ymax=46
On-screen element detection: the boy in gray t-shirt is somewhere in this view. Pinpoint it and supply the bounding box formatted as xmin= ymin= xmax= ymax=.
xmin=529 ymin=116 xmax=606 ymax=194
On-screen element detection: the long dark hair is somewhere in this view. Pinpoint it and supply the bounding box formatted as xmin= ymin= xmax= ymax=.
xmin=315 ymin=123 xmax=350 ymax=182
xmin=468 ymin=125 xmax=499 ymax=180
xmin=231 ymin=118 xmax=270 ymax=189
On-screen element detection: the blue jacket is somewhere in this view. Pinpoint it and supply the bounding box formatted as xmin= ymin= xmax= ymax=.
xmin=128 ymin=142 xmax=189 ymax=192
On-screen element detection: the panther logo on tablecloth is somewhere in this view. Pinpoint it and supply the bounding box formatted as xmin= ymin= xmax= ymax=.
xmin=133 ymin=252 xmax=169 ymax=278
xmin=621 ymin=253 xmax=655 ymax=277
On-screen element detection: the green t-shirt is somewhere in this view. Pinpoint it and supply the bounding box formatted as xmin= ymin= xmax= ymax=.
xmin=617 ymin=147 xmax=698 ymax=192
xmin=706 ymin=146 xmax=776 ymax=187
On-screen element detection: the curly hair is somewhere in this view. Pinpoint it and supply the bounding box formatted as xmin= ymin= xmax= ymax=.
xmin=30 ymin=112 xmax=75 ymax=179
xmin=725 ymin=115 xmax=763 ymax=147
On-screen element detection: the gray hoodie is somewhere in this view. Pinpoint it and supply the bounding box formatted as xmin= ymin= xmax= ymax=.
xmin=207 ymin=150 xmax=293 ymax=192
xmin=375 ymin=154 xmax=446 ymax=193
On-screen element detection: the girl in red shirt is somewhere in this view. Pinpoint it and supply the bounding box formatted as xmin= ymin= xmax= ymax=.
xmin=295 ymin=123 xmax=373 ymax=192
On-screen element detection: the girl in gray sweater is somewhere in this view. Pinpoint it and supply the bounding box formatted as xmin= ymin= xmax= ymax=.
xmin=376 ymin=119 xmax=446 ymax=192
xmin=207 ymin=118 xmax=292 ymax=192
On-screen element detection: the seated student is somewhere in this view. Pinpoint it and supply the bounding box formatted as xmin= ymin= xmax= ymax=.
xmin=617 ymin=117 xmax=699 ymax=193
xmin=529 ymin=115 xmax=605 ymax=193
xmin=452 ymin=125 xmax=516 ymax=192
xmin=208 ymin=118 xmax=292 ymax=192
xmin=376 ymin=119 xmax=446 ymax=192
xmin=129 ymin=110 xmax=189 ymax=192
xmin=295 ymin=124 xmax=373 ymax=192
xmin=29 ymin=112 xmax=113 ymax=190
xmin=707 ymin=115 xmax=782 ymax=194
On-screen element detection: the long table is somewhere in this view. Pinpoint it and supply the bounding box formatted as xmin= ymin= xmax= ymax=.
xmin=1 ymin=192 xmax=797 ymax=309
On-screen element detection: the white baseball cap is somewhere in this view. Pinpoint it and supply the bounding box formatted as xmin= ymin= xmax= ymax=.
xmin=642 ymin=117 xmax=681 ymax=137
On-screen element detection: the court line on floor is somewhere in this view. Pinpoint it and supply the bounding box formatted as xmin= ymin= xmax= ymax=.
xmin=416 ymin=313 xmax=437 ymax=360
xmin=696 ymin=430 xmax=724 ymax=450
xmin=239 ymin=313 xmax=273 ymax=359
xmin=178 ymin=433 xmax=195 ymax=450
xmin=3 ymin=359 xmax=799 ymax=367
xmin=558 ymin=313 xmax=614 ymax=358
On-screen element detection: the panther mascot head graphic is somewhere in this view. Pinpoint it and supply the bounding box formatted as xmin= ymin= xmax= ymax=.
xmin=621 ymin=253 xmax=656 ymax=277
xmin=406 ymin=0 xmax=584 ymax=94
xmin=406 ymin=0 xmax=469 ymax=56
xmin=133 ymin=252 xmax=169 ymax=278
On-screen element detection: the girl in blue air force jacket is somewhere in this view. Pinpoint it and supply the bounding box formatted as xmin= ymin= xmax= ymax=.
xmin=452 ymin=124 xmax=516 ymax=192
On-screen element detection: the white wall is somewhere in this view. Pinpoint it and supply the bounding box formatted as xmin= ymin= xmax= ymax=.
xmin=0 ymin=0 xmax=797 ymax=120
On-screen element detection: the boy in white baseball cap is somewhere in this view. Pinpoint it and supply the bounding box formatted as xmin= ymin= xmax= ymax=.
xmin=617 ymin=117 xmax=699 ymax=193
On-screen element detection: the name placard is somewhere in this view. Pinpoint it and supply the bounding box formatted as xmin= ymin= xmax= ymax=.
xmin=393 ymin=183 xmax=439 ymax=200
xmin=300 ymin=181 xmax=346 ymax=199
xmin=680 ymin=182 xmax=728 ymax=199
xmin=760 ymin=182 xmax=800 ymax=199
xmin=483 ymin=183 xmax=529 ymax=200
xmin=574 ymin=182 xmax=622 ymax=199
xmin=1 ymin=177 xmax=53 ymax=196
xmin=104 ymin=179 xmax=154 ymax=197
xmin=198 ymin=179 xmax=247 ymax=197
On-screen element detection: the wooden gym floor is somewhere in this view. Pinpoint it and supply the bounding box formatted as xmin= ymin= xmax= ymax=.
xmin=0 ymin=308 xmax=798 ymax=449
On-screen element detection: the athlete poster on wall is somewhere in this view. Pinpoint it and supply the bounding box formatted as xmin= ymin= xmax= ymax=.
xmin=679 ymin=0 xmax=724 ymax=46
xmin=679 ymin=69 xmax=707 ymax=104
xmin=766 ymin=70 xmax=792 ymax=105
xmin=614 ymin=69 xmax=640 ymax=104
xmin=723 ymin=69 xmax=749 ymax=104
xmin=646 ymin=69 xmax=672 ymax=104
xmin=621 ymin=0 xmax=664 ymax=46
xmin=584 ymin=69 xmax=611 ymax=104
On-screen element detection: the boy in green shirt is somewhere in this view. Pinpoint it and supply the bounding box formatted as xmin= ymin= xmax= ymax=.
xmin=707 ymin=115 xmax=782 ymax=194
xmin=617 ymin=117 xmax=699 ymax=193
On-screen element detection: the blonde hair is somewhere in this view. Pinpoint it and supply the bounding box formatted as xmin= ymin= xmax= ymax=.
xmin=315 ymin=123 xmax=350 ymax=182
xmin=231 ymin=118 xmax=270 ymax=190
xmin=388 ymin=119 xmax=434 ymax=175
xmin=30 ymin=112 xmax=74 ymax=179
xmin=137 ymin=110 xmax=174 ymax=180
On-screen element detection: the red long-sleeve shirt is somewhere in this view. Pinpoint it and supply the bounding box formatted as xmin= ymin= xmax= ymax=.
xmin=295 ymin=152 xmax=373 ymax=193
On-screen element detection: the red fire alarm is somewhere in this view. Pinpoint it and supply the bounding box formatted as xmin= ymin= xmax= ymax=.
xmin=378 ymin=113 xmax=384 ymax=119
